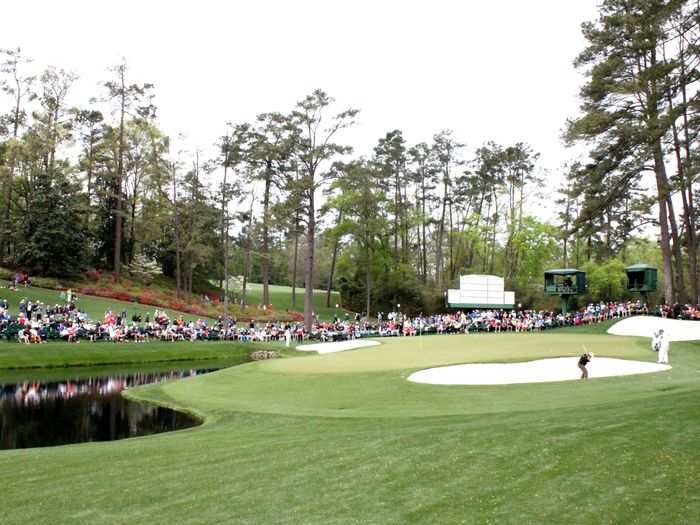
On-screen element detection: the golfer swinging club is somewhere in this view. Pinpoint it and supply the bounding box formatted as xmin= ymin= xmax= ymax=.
xmin=578 ymin=351 xmax=594 ymax=379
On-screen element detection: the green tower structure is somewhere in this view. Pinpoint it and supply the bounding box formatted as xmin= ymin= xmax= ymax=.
xmin=544 ymin=268 xmax=586 ymax=315
xmin=625 ymin=263 xmax=657 ymax=302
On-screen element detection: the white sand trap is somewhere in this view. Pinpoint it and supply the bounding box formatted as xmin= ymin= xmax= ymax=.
xmin=607 ymin=315 xmax=700 ymax=341
xmin=296 ymin=339 xmax=380 ymax=354
xmin=407 ymin=357 xmax=671 ymax=385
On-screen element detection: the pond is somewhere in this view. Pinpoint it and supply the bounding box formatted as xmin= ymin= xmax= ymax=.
xmin=0 ymin=366 xmax=218 ymax=450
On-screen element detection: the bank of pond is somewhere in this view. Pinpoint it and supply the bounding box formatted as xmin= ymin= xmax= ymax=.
xmin=0 ymin=357 xmax=250 ymax=450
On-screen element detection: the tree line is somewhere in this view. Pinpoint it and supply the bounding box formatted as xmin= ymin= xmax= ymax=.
xmin=566 ymin=0 xmax=700 ymax=306
xmin=3 ymin=0 xmax=699 ymax=327
xmin=0 ymin=52 xmax=557 ymax=327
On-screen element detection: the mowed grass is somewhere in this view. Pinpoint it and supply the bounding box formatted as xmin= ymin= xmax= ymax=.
xmin=242 ymin=282 xmax=346 ymax=320
xmin=0 ymin=340 xmax=268 ymax=370
xmin=0 ymin=286 xmax=208 ymax=322
xmin=2 ymin=324 xmax=700 ymax=524
xmin=0 ymin=282 xmax=345 ymax=322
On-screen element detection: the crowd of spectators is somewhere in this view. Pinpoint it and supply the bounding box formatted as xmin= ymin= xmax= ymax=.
xmin=316 ymin=299 xmax=651 ymax=339
xmin=0 ymin=292 xmax=694 ymax=346
xmin=655 ymin=302 xmax=700 ymax=320
xmin=0 ymin=295 xmax=308 ymax=344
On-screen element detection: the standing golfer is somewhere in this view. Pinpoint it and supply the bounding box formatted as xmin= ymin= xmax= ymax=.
xmin=651 ymin=329 xmax=661 ymax=353
xmin=657 ymin=329 xmax=669 ymax=364
xmin=578 ymin=352 xmax=594 ymax=379
xmin=284 ymin=325 xmax=292 ymax=348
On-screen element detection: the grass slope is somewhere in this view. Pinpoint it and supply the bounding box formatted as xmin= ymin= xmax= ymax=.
xmin=0 ymin=281 xmax=346 ymax=324
xmin=0 ymin=340 xmax=268 ymax=370
xmin=0 ymin=359 xmax=249 ymax=385
xmin=1 ymin=324 xmax=699 ymax=524
xmin=0 ymin=286 xmax=207 ymax=323
xmin=243 ymin=282 xmax=345 ymax=320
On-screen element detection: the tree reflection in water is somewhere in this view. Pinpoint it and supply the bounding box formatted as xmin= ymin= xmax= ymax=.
xmin=0 ymin=368 xmax=214 ymax=450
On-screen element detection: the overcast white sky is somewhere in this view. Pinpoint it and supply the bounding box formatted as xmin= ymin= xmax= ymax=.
xmin=4 ymin=0 xmax=600 ymax=199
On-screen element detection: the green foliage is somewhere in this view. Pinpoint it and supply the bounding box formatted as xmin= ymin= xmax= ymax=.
xmin=1 ymin=32 xmax=695 ymax=317
xmin=511 ymin=217 xmax=560 ymax=287
xmin=15 ymin=172 xmax=87 ymax=276
xmin=583 ymin=258 xmax=627 ymax=302
xmin=565 ymin=0 xmax=699 ymax=304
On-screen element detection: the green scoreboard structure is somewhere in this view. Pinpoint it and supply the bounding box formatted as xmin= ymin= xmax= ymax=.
xmin=625 ymin=263 xmax=657 ymax=297
xmin=544 ymin=268 xmax=586 ymax=314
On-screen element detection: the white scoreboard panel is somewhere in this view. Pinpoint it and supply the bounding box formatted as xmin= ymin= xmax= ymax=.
xmin=447 ymin=274 xmax=515 ymax=309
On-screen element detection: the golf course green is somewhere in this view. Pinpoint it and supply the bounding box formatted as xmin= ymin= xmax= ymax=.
xmin=1 ymin=322 xmax=699 ymax=524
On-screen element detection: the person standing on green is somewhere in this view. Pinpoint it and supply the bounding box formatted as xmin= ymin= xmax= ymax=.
xmin=657 ymin=329 xmax=669 ymax=364
xmin=651 ymin=329 xmax=661 ymax=353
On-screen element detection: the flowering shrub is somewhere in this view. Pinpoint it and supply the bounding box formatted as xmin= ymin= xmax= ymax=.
xmin=73 ymin=281 xmax=302 ymax=323
xmin=138 ymin=289 xmax=154 ymax=305
xmin=77 ymin=287 xmax=133 ymax=303
xmin=289 ymin=311 xmax=305 ymax=322
xmin=168 ymin=300 xmax=188 ymax=312
xmin=112 ymin=291 xmax=133 ymax=302
xmin=85 ymin=269 xmax=102 ymax=282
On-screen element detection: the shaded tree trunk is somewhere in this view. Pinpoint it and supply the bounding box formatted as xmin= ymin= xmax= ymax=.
xmin=402 ymin=180 xmax=409 ymax=263
xmin=421 ymin=171 xmax=427 ymax=282
xmin=220 ymin=157 xmax=230 ymax=317
xmin=489 ymin=193 xmax=498 ymax=274
xmin=654 ymin=142 xmax=675 ymax=303
xmin=1 ymin=77 xmax=24 ymax=260
xmin=679 ymin=51 xmax=698 ymax=304
xmin=261 ymin=166 xmax=272 ymax=307
xmin=127 ymin=168 xmax=141 ymax=265
xmin=393 ymin=168 xmax=399 ymax=260
xmin=448 ymin=200 xmax=454 ymax=282
xmin=291 ymin=215 xmax=300 ymax=308
xmin=666 ymin=195 xmax=685 ymax=304
xmin=326 ymin=211 xmax=342 ymax=308
xmin=241 ymin=196 xmax=255 ymax=308
xmin=435 ymin=178 xmax=447 ymax=285
xmin=304 ymin=190 xmax=316 ymax=329
xmin=365 ymin=246 xmax=371 ymax=320
xmin=114 ymin=69 xmax=126 ymax=281
xmin=172 ymin=164 xmax=181 ymax=299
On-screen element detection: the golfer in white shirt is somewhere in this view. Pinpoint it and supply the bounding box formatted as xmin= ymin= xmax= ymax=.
xmin=657 ymin=329 xmax=669 ymax=364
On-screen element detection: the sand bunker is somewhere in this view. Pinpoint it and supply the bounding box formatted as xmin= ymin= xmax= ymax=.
xmin=296 ymin=339 xmax=380 ymax=354
xmin=607 ymin=315 xmax=700 ymax=341
xmin=407 ymin=357 xmax=671 ymax=385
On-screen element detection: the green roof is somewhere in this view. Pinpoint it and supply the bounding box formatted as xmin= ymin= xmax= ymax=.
xmin=625 ymin=264 xmax=656 ymax=271
xmin=447 ymin=302 xmax=514 ymax=310
xmin=544 ymin=269 xmax=584 ymax=275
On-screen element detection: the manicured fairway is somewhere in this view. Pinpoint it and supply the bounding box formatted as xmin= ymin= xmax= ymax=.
xmin=1 ymin=325 xmax=699 ymax=524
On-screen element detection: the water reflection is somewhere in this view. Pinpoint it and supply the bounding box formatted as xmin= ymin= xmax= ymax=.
xmin=0 ymin=368 xmax=214 ymax=450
